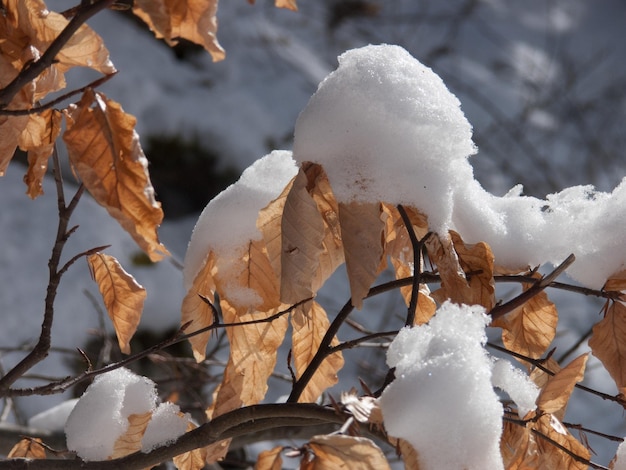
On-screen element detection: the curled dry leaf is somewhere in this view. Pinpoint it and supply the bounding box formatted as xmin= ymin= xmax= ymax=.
xmin=536 ymin=353 xmax=588 ymax=419
xmin=275 ymin=0 xmax=298 ymax=11
xmin=302 ymin=435 xmax=391 ymax=470
xmin=173 ymin=421 xmax=208 ymax=470
xmin=64 ymin=89 xmax=169 ymax=261
xmin=291 ymin=301 xmax=344 ymax=403
xmin=338 ymin=201 xmax=386 ymax=309
xmin=181 ymin=252 xmax=218 ymax=362
xmin=492 ymin=274 xmax=558 ymax=366
xmin=110 ymin=411 xmax=152 ymax=459
xmin=532 ymin=413 xmax=590 ymax=470
xmin=500 ymin=419 xmax=534 ymax=470
xmin=88 ymin=253 xmax=146 ymax=355
xmin=340 ymin=391 xmax=383 ymax=425
xmin=425 ymin=233 xmax=472 ymax=305
xmin=7 ymin=437 xmax=47 ymax=459
xmin=255 ymin=446 xmax=284 ymax=470
xmin=450 ymin=230 xmax=496 ymax=310
xmin=603 ymin=270 xmax=626 ymax=299
xmin=133 ymin=0 xmax=225 ymax=61
xmin=387 ymin=437 xmax=421 ymax=470
xmin=589 ymin=301 xmax=626 ymax=395
xmin=20 ymin=109 xmax=62 ymax=198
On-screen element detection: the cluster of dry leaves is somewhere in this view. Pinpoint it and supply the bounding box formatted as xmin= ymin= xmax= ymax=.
xmin=3 ymin=0 xmax=626 ymax=469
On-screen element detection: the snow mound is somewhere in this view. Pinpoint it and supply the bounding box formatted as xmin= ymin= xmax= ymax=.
xmin=379 ymin=302 xmax=504 ymax=470
xmin=65 ymin=368 xmax=189 ymax=461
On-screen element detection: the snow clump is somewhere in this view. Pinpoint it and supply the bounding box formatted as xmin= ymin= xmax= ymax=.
xmin=379 ymin=302 xmax=504 ymax=470
xmin=65 ymin=368 xmax=189 ymax=461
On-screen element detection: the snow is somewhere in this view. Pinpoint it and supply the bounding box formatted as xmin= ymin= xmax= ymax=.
xmin=28 ymin=399 xmax=78 ymax=432
xmin=183 ymin=150 xmax=298 ymax=306
xmin=379 ymin=302 xmax=504 ymax=470
xmin=612 ymin=440 xmax=626 ymax=470
xmin=491 ymin=359 xmax=539 ymax=418
xmin=141 ymin=402 xmax=189 ymax=453
xmin=64 ymin=368 xmax=189 ymax=461
xmin=292 ymin=43 xmax=626 ymax=289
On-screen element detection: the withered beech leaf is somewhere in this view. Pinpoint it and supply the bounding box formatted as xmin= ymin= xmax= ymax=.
xmin=340 ymin=391 xmax=383 ymax=425
xmin=20 ymin=109 xmax=62 ymax=198
xmin=304 ymin=435 xmax=391 ymax=470
xmin=450 ymin=230 xmax=496 ymax=310
xmin=589 ymin=301 xmax=626 ymax=395
xmin=7 ymin=437 xmax=46 ymax=459
xmin=275 ymin=0 xmax=298 ymax=11
xmin=500 ymin=419 xmax=534 ymax=470
xmin=536 ymin=353 xmax=588 ymax=419
xmin=532 ymin=413 xmax=590 ymax=469
xmin=604 ymin=270 xmax=626 ymax=298
xmin=213 ymin=298 xmax=289 ymax=409
xmin=110 ymin=411 xmax=152 ymax=459
xmin=173 ymin=421 xmax=208 ymax=470
xmin=425 ymin=233 xmax=472 ymax=305
xmin=133 ymin=0 xmax=225 ymax=61
xmin=291 ymin=301 xmax=344 ymax=403
xmin=88 ymin=253 xmax=146 ymax=355
xmin=387 ymin=437 xmax=421 ymax=470
xmin=530 ymin=357 xmax=561 ymax=392
xmin=492 ymin=274 xmax=558 ymax=366
xmin=181 ymin=252 xmax=218 ymax=362
xmin=255 ymin=446 xmax=284 ymax=470
xmin=303 ymin=162 xmax=344 ymax=294
xmin=64 ymin=89 xmax=170 ymax=261
xmin=338 ymin=201 xmax=385 ymax=309
xmin=281 ymin=166 xmax=325 ymax=304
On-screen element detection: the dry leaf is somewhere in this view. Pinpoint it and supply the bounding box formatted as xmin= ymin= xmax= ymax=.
xmin=110 ymin=411 xmax=152 ymax=459
xmin=64 ymin=89 xmax=169 ymax=261
xmin=425 ymin=233 xmax=472 ymax=305
xmin=340 ymin=391 xmax=383 ymax=424
xmin=20 ymin=109 xmax=62 ymax=198
xmin=536 ymin=353 xmax=588 ymax=419
xmin=275 ymin=0 xmax=297 ymax=11
xmin=88 ymin=253 xmax=146 ymax=355
xmin=450 ymin=230 xmax=496 ymax=310
xmin=387 ymin=437 xmax=421 ymax=470
xmin=604 ymin=270 xmax=626 ymax=298
xmin=255 ymin=446 xmax=284 ymax=470
xmin=281 ymin=166 xmax=325 ymax=304
xmin=303 ymin=435 xmax=391 ymax=470
xmin=173 ymin=421 xmax=208 ymax=470
xmin=7 ymin=437 xmax=46 ymax=459
xmin=181 ymin=252 xmax=218 ymax=362
xmin=589 ymin=301 xmax=626 ymax=395
xmin=291 ymin=301 xmax=344 ymax=403
xmin=529 ymin=357 xmax=561 ymax=391
xmin=338 ymin=201 xmax=385 ymax=309
xmin=532 ymin=413 xmax=590 ymax=469
xmin=500 ymin=419 xmax=534 ymax=470
xmin=492 ymin=275 xmax=558 ymax=366
xmin=133 ymin=0 xmax=225 ymax=61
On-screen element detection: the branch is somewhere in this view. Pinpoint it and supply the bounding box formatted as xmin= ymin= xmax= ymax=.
xmin=0 ymin=404 xmax=349 ymax=469
xmin=0 ymin=0 xmax=117 ymax=109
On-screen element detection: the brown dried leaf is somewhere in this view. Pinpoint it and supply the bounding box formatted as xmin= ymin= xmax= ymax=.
xmin=492 ymin=275 xmax=558 ymax=365
xmin=0 ymin=113 xmax=29 ymax=176
xmin=340 ymin=391 xmax=383 ymax=424
xmin=110 ymin=411 xmax=152 ymax=459
xmin=7 ymin=437 xmax=46 ymax=459
xmin=88 ymin=253 xmax=146 ymax=355
xmin=303 ymin=435 xmax=391 ymax=470
xmin=133 ymin=0 xmax=225 ymax=61
xmin=181 ymin=252 xmax=218 ymax=362
xmin=604 ymin=270 xmax=626 ymax=297
xmin=532 ymin=413 xmax=590 ymax=469
xmin=450 ymin=230 xmax=496 ymax=310
xmin=303 ymin=163 xmax=344 ymax=294
xmin=529 ymin=357 xmax=561 ymax=391
xmin=338 ymin=201 xmax=385 ymax=309
xmin=281 ymin=166 xmax=325 ymax=304
xmin=173 ymin=421 xmax=208 ymax=470
xmin=20 ymin=109 xmax=62 ymax=198
xmin=255 ymin=446 xmax=284 ymax=470
xmin=275 ymin=0 xmax=298 ymax=11
xmin=387 ymin=437 xmax=421 ymax=470
xmin=64 ymin=89 xmax=169 ymax=261
xmin=500 ymin=420 xmax=534 ymax=470
xmin=536 ymin=353 xmax=588 ymax=419
xmin=589 ymin=301 xmax=626 ymax=395
xmin=425 ymin=233 xmax=472 ymax=305
xmin=291 ymin=301 xmax=344 ymax=403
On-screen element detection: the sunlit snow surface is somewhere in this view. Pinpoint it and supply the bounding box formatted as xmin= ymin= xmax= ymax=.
xmin=380 ymin=302 xmax=504 ymax=470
